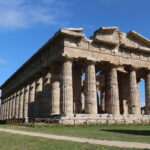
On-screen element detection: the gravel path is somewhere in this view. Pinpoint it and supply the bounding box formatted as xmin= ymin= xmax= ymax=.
xmin=0 ymin=128 xmax=149 ymax=149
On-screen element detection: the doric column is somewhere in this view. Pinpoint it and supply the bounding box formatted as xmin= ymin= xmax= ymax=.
xmin=100 ymin=89 xmax=105 ymax=113
xmin=1 ymin=102 xmax=4 ymax=120
xmin=12 ymin=94 xmax=16 ymax=119
xmin=3 ymin=101 xmax=5 ymax=120
xmin=129 ymin=68 xmax=141 ymax=115
xmin=106 ymin=66 xmax=120 ymax=115
xmin=0 ymin=105 xmax=2 ymax=120
xmin=51 ymin=80 xmax=60 ymax=115
xmin=4 ymin=99 xmax=6 ymax=120
xmin=19 ymin=89 xmax=24 ymax=119
xmin=41 ymin=72 xmax=51 ymax=117
xmin=9 ymin=97 xmax=12 ymax=119
xmin=145 ymin=71 xmax=150 ymax=115
xmin=23 ymin=85 xmax=29 ymax=119
xmin=15 ymin=92 xmax=19 ymax=119
xmin=73 ymin=66 xmax=82 ymax=113
xmin=6 ymin=99 xmax=9 ymax=119
xmin=29 ymin=81 xmax=36 ymax=118
xmin=85 ymin=61 xmax=97 ymax=114
xmin=61 ymin=58 xmax=73 ymax=116
xmin=35 ymin=77 xmax=43 ymax=118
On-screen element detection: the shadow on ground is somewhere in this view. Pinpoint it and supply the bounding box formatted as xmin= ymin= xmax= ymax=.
xmin=102 ymin=129 xmax=150 ymax=136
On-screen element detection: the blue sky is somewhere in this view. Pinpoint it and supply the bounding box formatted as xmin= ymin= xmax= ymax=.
xmin=0 ymin=0 xmax=149 ymax=106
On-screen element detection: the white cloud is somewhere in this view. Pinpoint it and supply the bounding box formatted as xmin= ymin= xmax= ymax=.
xmin=0 ymin=0 xmax=69 ymax=29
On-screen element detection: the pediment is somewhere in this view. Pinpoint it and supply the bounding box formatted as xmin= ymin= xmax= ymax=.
xmin=92 ymin=27 xmax=119 ymax=46
xmin=92 ymin=27 xmax=150 ymax=53
xmin=120 ymin=31 xmax=150 ymax=52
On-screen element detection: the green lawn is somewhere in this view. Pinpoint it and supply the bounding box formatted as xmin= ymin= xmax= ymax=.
xmin=0 ymin=123 xmax=150 ymax=144
xmin=0 ymin=131 xmax=140 ymax=150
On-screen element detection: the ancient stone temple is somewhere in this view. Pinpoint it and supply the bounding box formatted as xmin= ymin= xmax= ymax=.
xmin=0 ymin=27 xmax=150 ymax=124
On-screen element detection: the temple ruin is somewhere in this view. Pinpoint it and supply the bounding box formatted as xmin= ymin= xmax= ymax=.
xmin=0 ymin=27 xmax=150 ymax=124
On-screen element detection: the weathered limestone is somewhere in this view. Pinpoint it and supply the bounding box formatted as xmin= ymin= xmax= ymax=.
xmin=51 ymin=80 xmax=60 ymax=115
xmin=100 ymin=89 xmax=105 ymax=113
xmin=61 ymin=58 xmax=73 ymax=116
xmin=23 ymin=85 xmax=29 ymax=119
xmin=85 ymin=61 xmax=97 ymax=114
xmin=145 ymin=72 xmax=150 ymax=115
xmin=106 ymin=66 xmax=120 ymax=115
xmin=9 ymin=97 xmax=12 ymax=119
xmin=41 ymin=72 xmax=51 ymax=117
xmin=129 ymin=69 xmax=141 ymax=115
xmin=12 ymin=94 xmax=16 ymax=118
xmin=19 ymin=89 xmax=24 ymax=118
xmin=15 ymin=92 xmax=20 ymax=118
xmin=1 ymin=26 xmax=150 ymax=123
xmin=35 ymin=77 xmax=43 ymax=117
xmin=28 ymin=81 xmax=35 ymax=117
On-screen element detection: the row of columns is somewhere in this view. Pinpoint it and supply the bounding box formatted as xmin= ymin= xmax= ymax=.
xmin=1 ymin=59 xmax=150 ymax=120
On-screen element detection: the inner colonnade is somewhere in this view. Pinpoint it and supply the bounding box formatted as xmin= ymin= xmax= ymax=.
xmin=1 ymin=26 xmax=150 ymax=123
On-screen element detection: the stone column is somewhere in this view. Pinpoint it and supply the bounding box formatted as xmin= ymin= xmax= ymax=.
xmin=145 ymin=71 xmax=150 ymax=115
xmin=1 ymin=103 xmax=3 ymax=120
xmin=129 ymin=68 xmax=141 ymax=115
xmin=35 ymin=77 xmax=43 ymax=117
xmin=11 ymin=95 xmax=14 ymax=119
xmin=23 ymin=85 xmax=29 ymax=119
xmin=106 ymin=66 xmax=120 ymax=115
xmin=100 ymin=88 xmax=105 ymax=113
xmin=29 ymin=81 xmax=35 ymax=118
xmin=19 ymin=89 xmax=24 ymax=119
xmin=61 ymin=58 xmax=73 ymax=116
xmin=4 ymin=101 xmax=6 ymax=120
xmin=42 ymin=72 xmax=51 ymax=117
xmin=0 ymin=105 xmax=2 ymax=120
xmin=6 ymin=99 xmax=9 ymax=119
xmin=51 ymin=80 xmax=60 ymax=115
xmin=73 ymin=67 xmax=82 ymax=113
xmin=9 ymin=97 xmax=12 ymax=119
xmin=12 ymin=94 xmax=16 ymax=119
xmin=2 ymin=103 xmax=4 ymax=120
xmin=85 ymin=61 xmax=97 ymax=114
xmin=15 ymin=92 xmax=19 ymax=119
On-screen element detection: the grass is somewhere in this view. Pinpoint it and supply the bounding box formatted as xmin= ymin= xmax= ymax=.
xmin=0 ymin=131 xmax=140 ymax=150
xmin=0 ymin=123 xmax=150 ymax=144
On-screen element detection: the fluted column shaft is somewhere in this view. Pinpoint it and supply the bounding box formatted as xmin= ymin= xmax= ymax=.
xmin=61 ymin=59 xmax=73 ymax=116
xmin=129 ymin=69 xmax=141 ymax=115
xmin=35 ymin=77 xmax=43 ymax=117
xmin=12 ymin=94 xmax=16 ymax=118
xmin=23 ymin=86 xmax=29 ymax=118
xmin=145 ymin=72 xmax=150 ymax=115
xmin=85 ymin=61 xmax=97 ymax=114
xmin=9 ymin=97 xmax=12 ymax=119
xmin=15 ymin=93 xmax=19 ymax=118
xmin=106 ymin=67 xmax=120 ymax=115
xmin=29 ymin=81 xmax=36 ymax=118
xmin=51 ymin=80 xmax=60 ymax=115
xmin=19 ymin=90 xmax=24 ymax=118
